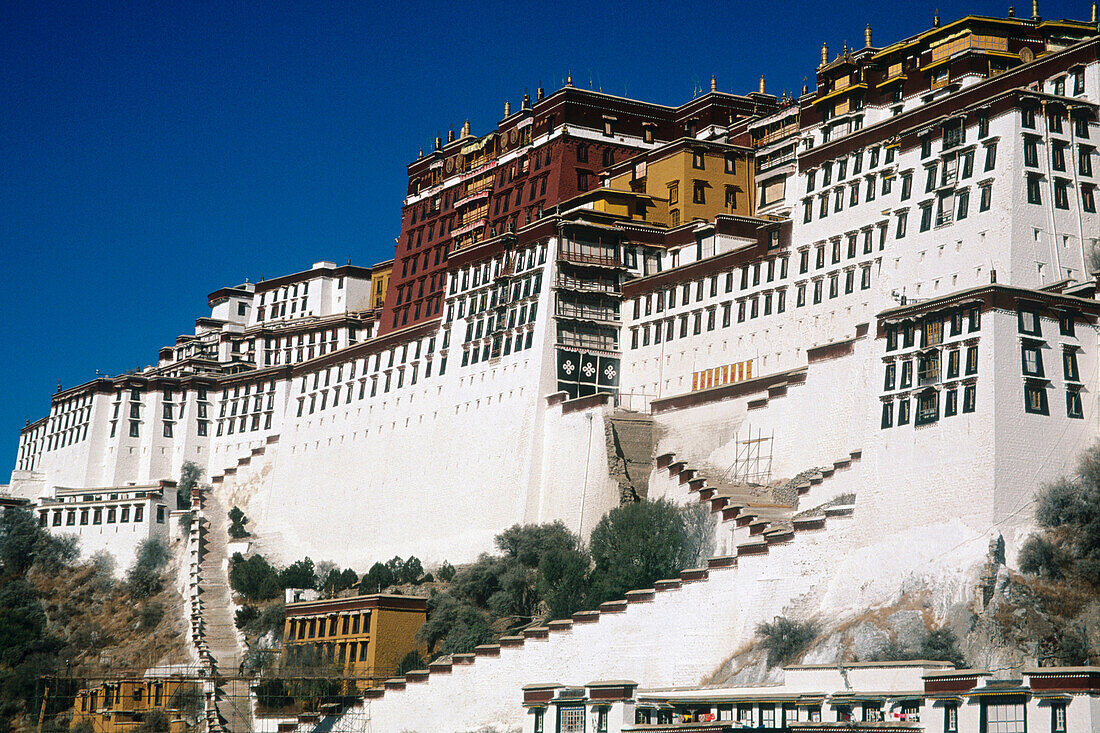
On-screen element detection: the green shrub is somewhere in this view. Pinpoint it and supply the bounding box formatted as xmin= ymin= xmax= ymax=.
xmin=1019 ymin=536 xmax=1066 ymax=580
xmin=358 ymin=562 xmax=395 ymax=594
xmin=588 ymin=499 xmax=693 ymax=606
xmin=757 ymin=617 xmax=818 ymax=667
xmin=235 ymin=605 xmax=260 ymax=629
xmin=228 ymin=506 xmax=250 ymax=539
xmin=279 ymin=558 xmax=316 ymax=590
xmin=920 ymin=627 xmax=966 ymax=668
xmin=229 ymin=553 xmax=281 ymax=601
xmin=126 ymin=539 xmax=170 ymax=599
xmin=177 ymin=461 xmax=203 ymax=510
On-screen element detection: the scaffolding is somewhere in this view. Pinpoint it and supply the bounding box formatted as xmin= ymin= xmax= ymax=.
xmin=721 ymin=425 xmax=774 ymax=485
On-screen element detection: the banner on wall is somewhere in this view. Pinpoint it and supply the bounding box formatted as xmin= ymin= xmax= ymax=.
xmin=691 ymin=359 xmax=754 ymax=392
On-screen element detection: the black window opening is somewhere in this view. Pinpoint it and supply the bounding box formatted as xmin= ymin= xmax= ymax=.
xmin=881 ymin=401 xmax=894 ymax=429
xmin=1021 ymin=344 xmax=1044 ymax=377
xmin=1025 ymin=381 xmax=1049 ymax=415
xmin=1067 ymin=388 xmax=1084 ymax=419
xmin=915 ymin=390 xmax=939 ymax=425
xmin=897 ymin=398 xmax=911 ymax=425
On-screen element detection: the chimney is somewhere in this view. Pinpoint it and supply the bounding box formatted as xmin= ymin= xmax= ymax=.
xmin=461 ymin=119 xmax=471 ymax=138
xmin=1008 ymin=6 xmax=1015 ymax=17
xmin=1031 ymin=0 xmax=1039 ymax=18
xmin=537 ymin=84 xmax=545 ymax=101
xmin=759 ymin=75 xmax=766 ymax=94
xmin=434 ymin=135 xmax=442 ymax=151
xmin=865 ymin=24 xmax=873 ymax=47
xmin=820 ymin=42 xmax=829 ymax=67
xmin=504 ymin=100 xmax=511 ymax=117
xmin=522 ymin=92 xmax=531 ymax=109
xmin=447 ymin=127 xmax=455 ymax=143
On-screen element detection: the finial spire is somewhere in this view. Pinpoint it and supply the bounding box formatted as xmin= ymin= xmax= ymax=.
xmin=933 ymin=9 xmax=941 ymax=26
xmin=1031 ymin=0 xmax=1039 ymax=19
xmin=566 ymin=71 xmax=573 ymax=87
xmin=710 ymin=75 xmax=717 ymax=92
xmin=759 ymin=75 xmax=766 ymax=95
xmin=504 ymin=99 xmax=511 ymax=117
xmin=820 ymin=41 xmax=829 ymax=67
xmin=865 ymin=24 xmax=872 ymax=47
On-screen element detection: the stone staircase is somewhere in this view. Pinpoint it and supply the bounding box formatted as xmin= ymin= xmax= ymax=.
xmin=209 ymin=434 xmax=279 ymax=489
xmin=654 ymin=450 xmax=861 ymax=558
xmin=197 ymin=490 xmax=252 ymax=733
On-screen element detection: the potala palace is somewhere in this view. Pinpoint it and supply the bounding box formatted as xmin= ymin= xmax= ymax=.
xmin=7 ymin=6 xmax=1100 ymax=732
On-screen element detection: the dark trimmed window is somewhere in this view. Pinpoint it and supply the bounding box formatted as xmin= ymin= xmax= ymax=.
xmin=1021 ymin=345 xmax=1044 ymax=377
xmin=1067 ymin=389 xmax=1084 ymax=419
xmin=900 ymin=360 xmax=913 ymax=389
xmin=1064 ymin=349 xmax=1080 ymax=381
xmin=1060 ymin=312 xmax=1076 ymax=336
xmin=884 ymin=363 xmax=896 ymax=391
xmin=1018 ymin=309 xmax=1041 ymax=335
xmin=944 ymin=389 xmax=958 ymax=417
xmin=1027 ymin=174 xmax=1042 ymax=204
xmin=898 ymin=398 xmax=911 ymax=425
xmin=915 ymin=391 xmax=939 ymax=425
xmin=965 ymin=346 xmax=979 ymax=375
xmin=1025 ymin=382 xmax=1049 ymax=415
xmin=881 ymin=401 xmax=894 ymax=429
xmin=947 ymin=349 xmax=960 ymax=379
xmin=963 ymin=384 xmax=976 ymax=413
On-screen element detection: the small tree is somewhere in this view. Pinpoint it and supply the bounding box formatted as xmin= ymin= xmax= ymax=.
xmin=437 ymin=561 xmax=456 ymax=583
xmin=588 ymin=498 xmax=691 ymax=606
xmin=127 ymin=538 xmax=170 ymax=599
xmin=229 ymin=553 xmax=281 ymax=601
xmin=177 ymin=461 xmax=203 ymax=510
xmin=920 ymin=627 xmax=966 ymax=668
xmin=757 ymin=617 xmax=818 ymax=667
xmin=358 ymin=562 xmax=395 ymax=594
xmin=228 ymin=506 xmax=250 ymax=539
xmin=279 ymin=557 xmax=316 ymax=590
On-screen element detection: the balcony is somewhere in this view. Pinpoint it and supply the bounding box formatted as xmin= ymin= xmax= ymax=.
xmin=555 ymin=302 xmax=621 ymax=324
xmin=558 ymin=248 xmax=623 ymax=268
xmin=554 ymin=274 xmax=619 ymax=294
xmin=751 ymin=124 xmax=799 ymax=149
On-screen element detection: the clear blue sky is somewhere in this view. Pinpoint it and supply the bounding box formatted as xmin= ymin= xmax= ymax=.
xmin=0 ymin=0 xmax=1090 ymax=477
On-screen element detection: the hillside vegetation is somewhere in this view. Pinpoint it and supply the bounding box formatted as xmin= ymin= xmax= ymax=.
xmin=0 ymin=508 xmax=185 ymax=733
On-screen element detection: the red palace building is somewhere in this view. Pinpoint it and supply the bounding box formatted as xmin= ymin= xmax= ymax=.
xmin=378 ymin=79 xmax=779 ymax=335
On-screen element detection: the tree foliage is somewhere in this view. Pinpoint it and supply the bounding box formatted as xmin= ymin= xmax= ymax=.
xmin=358 ymin=562 xmax=395 ymax=594
xmin=757 ymin=617 xmax=818 ymax=667
xmin=227 ymin=506 xmax=250 ymax=539
xmin=321 ymin=567 xmax=359 ymax=596
xmin=229 ymin=553 xmax=281 ymax=601
xmin=279 ymin=558 xmax=316 ymax=590
xmin=920 ymin=627 xmax=966 ymax=668
xmin=126 ymin=538 xmax=170 ymax=599
xmin=177 ymin=461 xmax=203 ymax=510
xmin=1021 ymin=443 xmax=1100 ymax=585
xmin=588 ymin=498 xmax=698 ymax=606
